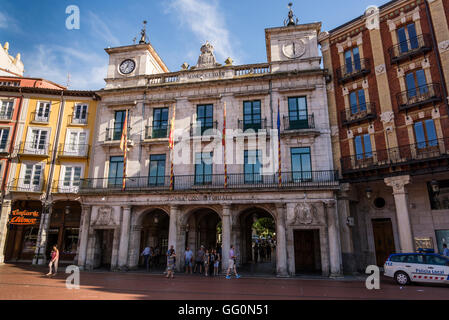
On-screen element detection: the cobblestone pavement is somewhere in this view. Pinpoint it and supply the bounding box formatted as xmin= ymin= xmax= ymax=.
xmin=0 ymin=263 xmax=448 ymax=300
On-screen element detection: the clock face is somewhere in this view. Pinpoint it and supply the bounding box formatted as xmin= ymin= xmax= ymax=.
xmin=119 ymin=59 xmax=136 ymax=74
xmin=282 ymin=40 xmax=306 ymax=59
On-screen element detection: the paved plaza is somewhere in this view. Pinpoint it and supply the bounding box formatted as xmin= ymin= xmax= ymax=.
xmin=0 ymin=264 xmax=448 ymax=300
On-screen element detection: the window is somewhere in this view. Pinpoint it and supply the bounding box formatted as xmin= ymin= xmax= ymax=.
xmin=149 ymin=154 xmax=166 ymax=186
xmin=405 ymin=69 xmax=428 ymax=98
xmin=436 ymin=230 xmax=449 ymax=255
xmin=22 ymin=163 xmax=43 ymax=191
xmin=397 ymin=23 xmax=419 ymax=54
xmin=243 ymin=100 xmax=262 ymax=131
xmin=428 ymin=180 xmax=449 ymax=210
xmin=152 ymin=108 xmax=169 ymax=138
xmin=0 ymin=128 xmax=9 ymax=151
xmin=108 ymin=156 xmax=124 ymax=186
xmin=196 ymin=104 xmax=214 ymax=135
xmin=113 ymin=110 xmax=127 ymax=140
xmin=22 ymin=228 xmax=39 ymax=253
xmin=425 ymin=255 xmax=448 ymax=266
xmin=291 ymin=147 xmax=312 ymax=181
xmin=28 ymin=129 xmax=48 ymax=153
xmin=414 ymin=119 xmax=438 ymax=149
xmin=390 ymin=255 xmax=407 ymax=263
xmin=73 ymin=104 xmax=88 ymax=124
xmin=66 ymin=131 xmax=88 ymax=156
xmin=344 ymin=47 xmax=361 ymax=74
xmin=349 ymin=90 xmax=367 ymax=114
xmin=404 ymin=254 xmax=425 ymax=264
xmin=354 ymin=134 xmax=373 ymax=160
xmin=62 ymin=166 xmax=82 ymax=192
xmin=35 ymin=102 xmax=50 ymax=122
xmin=288 ymin=97 xmax=308 ymax=129
xmin=63 ymin=228 xmax=79 ymax=255
xmin=244 ymin=150 xmax=262 ymax=184
xmin=195 ymin=152 xmax=213 ymax=185
xmin=0 ymin=100 xmax=13 ymax=120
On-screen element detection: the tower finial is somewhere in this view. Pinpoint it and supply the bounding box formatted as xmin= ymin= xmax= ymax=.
xmin=139 ymin=20 xmax=148 ymax=44
xmin=284 ymin=2 xmax=299 ymax=27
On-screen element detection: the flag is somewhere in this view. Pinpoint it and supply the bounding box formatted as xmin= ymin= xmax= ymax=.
xmin=120 ymin=110 xmax=129 ymax=191
xmin=277 ymin=99 xmax=282 ymax=187
xmin=169 ymin=105 xmax=176 ymax=190
xmin=223 ymin=102 xmax=228 ymax=188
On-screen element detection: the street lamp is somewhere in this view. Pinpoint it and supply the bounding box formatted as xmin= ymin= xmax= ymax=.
xmin=366 ymin=187 xmax=373 ymax=199
xmin=430 ymin=180 xmax=440 ymax=194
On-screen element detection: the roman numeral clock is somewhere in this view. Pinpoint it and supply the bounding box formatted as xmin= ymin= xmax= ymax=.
xmin=282 ymin=39 xmax=306 ymax=59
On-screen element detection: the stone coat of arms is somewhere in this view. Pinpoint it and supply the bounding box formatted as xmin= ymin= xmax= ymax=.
xmin=288 ymin=203 xmax=318 ymax=225
xmin=93 ymin=207 xmax=117 ymax=226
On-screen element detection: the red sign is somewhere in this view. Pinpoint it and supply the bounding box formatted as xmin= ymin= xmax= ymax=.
xmin=9 ymin=209 xmax=40 ymax=225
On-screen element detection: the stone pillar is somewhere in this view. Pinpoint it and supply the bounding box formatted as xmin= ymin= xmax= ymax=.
xmin=33 ymin=202 xmax=52 ymax=265
xmin=168 ymin=206 xmax=179 ymax=251
xmin=118 ymin=206 xmax=132 ymax=269
xmin=337 ymin=183 xmax=356 ymax=273
xmin=275 ymin=204 xmax=288 ymax=277
xmin=0 ymin=200 xmax=12 ymax=264
xmin=326 ymin=200 xmax=343 ymax=278
xmin=77 ymin=205 xmax=92 ymax=269
xmin=385 ymin=175 xmax=414 ymax=253
xmin=221 ymin=205 xmax=231 ymax=272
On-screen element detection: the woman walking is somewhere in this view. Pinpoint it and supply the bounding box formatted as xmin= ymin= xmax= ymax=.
xmin=203 ymin=249 xmax=210 ymax=277
xmin=166 ymin=246 xmax=176 ymax=279
xmin=46 ymin=245 xmax=59 ymax=277
xmin=213 ymin=249 xmax=220 ymax=276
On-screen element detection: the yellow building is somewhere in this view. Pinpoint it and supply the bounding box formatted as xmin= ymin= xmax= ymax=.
xmin=1 ymin=86 xmax=99 ymax=264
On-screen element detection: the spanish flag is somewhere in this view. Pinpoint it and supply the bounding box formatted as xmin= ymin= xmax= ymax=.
xmin=169 ymin=105 xmax=176 ymax=190
xmin=120 ymin=110 xmax=128 ymax=190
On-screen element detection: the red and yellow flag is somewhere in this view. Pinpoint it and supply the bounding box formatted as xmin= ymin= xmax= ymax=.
xmin=169 ymin=105 xmax=176 ymax=190
xmin=120 ymin=110 xmax=129 ymax=191
xmin=223 ymin=102 xmax=227 ymax=188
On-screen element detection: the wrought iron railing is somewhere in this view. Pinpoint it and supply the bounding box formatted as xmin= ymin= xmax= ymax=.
xmin=341 ymin=138 xmax=449 ymax=173
xmin=51 ymin=181 xmax=80 ymax=194
xmin=69 ymin=114 xmax=89 ymax=125
xmin=283 ymin=115 xmax=315 ymax=131
xmin=388 ymin=34 xmax=432 ymax=64
xmin=8 ymin=179 xmax=45 ymax=193
xmin=190 ymin=121 xmax=219 ymax=136
xmin=31 ymin=112 xmax=50 ymax=123
xmin=336 ymin=58 xmax=371 ymax=84
xmin=341 ymin=102 xmax=376 ymax=126
xmin=57 ymin=144 xmax=89 ymax=157
xmin=79 ymin=171 xmax=338 ymax=192
xmin=145 ymin=125 xmax=169 ymax=139
xmin=396 ymin=83 xmax=442 ymax=110
xmin=105 ymin=126 xmax=131 ymax=141
xmin=238 ymin=118 xmax=270 ymax=132
xmin=16 ymin=141 xmax=51 ymax=156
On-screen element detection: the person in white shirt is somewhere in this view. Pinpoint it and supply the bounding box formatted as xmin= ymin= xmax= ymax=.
xmin=443 ymin=244 xmax=449 ymax=257
xmin=184 ymin=247 xmax=193 ymax=274
xmin=141 ymin=246 xmax=152 ymax=271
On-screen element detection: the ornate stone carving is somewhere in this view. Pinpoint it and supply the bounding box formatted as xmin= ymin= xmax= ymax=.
xmin=194 ymin=41 xmax=221 ymax=70
xmin=375 ymin=64 xmax=386 ymax=75
xmin=290 ymin=203 xmax=318 ymax=225
xmin=439 ymin=40 xmax=449 ymax=53
xmin=385 ymin=176 xmax=411 ymax=194
xmin=93 ymin=207 xmax=116 ymax=226
xmin=380 ymin=111 xmax=394 ymax=124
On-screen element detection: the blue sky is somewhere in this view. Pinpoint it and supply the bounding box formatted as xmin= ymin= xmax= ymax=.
xmin=0 ymin=0 xmax=387 ymax=90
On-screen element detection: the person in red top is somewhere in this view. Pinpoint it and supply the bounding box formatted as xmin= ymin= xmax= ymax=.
xmin=46 ymin=245 xmax=59 ymax=277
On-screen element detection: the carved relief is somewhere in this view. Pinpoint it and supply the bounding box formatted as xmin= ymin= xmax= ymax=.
xmin=380 ymin=111 xmax=394 ymax=124
xmin=93 ymin=207 xmax=117 ymax=226
xmin=439 ymin=40 xmax=449 ymax=53
xmin=291 ymin=203 xmax=318 ymax=225
xmin=375 ymin=64 xmax=386 ymax=75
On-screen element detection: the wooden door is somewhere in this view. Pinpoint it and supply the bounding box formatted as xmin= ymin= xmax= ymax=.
xmin=294 ymin=230 xmax=315 ymax=273
xmin=372 ymin=219 xmax=396 ymax=266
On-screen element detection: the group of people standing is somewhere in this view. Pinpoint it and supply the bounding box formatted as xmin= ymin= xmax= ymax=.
xmin=184 ymin=245 xmax=221 ymax=277
xmin=140 ymin=246 xmax=167 ymax=271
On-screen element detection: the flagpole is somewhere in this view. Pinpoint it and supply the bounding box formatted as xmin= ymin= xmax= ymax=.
xmin=169 ymin=104 xmax=176 ymax=191
xmin=277 ymin=99 xmax=282 ymax=188
xmin=122 ymin=109 xmax=129 ymax=191
xmin=223 ymin=102 xmax=227 ymax=188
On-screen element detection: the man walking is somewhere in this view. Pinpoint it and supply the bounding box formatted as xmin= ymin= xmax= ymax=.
xmin=226 ymin=245 xmax=241 ymax=279
xmin=184 ymin=246 xmax=193 ymax=274
xmin=194 ymin=245 xmax=205 ymax=274
xmin=141 ymin=246 xmax=152 ymax=271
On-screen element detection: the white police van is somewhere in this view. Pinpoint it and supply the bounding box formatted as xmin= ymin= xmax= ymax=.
xmin=384 ymin=252 xmax=449 ymax=285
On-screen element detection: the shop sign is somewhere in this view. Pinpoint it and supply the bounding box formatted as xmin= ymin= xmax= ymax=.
xmin=9 ymin=210 xmax=40 ymax=225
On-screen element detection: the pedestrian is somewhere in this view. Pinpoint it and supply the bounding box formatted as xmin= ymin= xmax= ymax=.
xmin=226 ymin=245 xmax=240 ymax=279
xmin=194 ymin=245 xmax=205 ymax=274
xmin=184 ymin=246 xmax=193 ymax=274
xmin=209 ymin=249 xmax=216 ymax=276
xmin=443 ymin=243 xmax=449 ymax=257
xmin=166 ymin=247 xmax=176 ymax=279
xmin=213 ymin=250 xmax=220 ymax=276
xmin=46 ymin=245 xmax=59 ymax=277
xmin=141 ymin=245 xmax=151 ymax=271
xmin=203 ymin=249 xmax=210 ymax=276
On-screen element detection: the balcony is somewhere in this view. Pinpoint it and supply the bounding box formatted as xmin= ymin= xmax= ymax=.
xmin=238 ymin=118 xmax=271 ymax=132
xmin=16 ymin=142 xmax=51 ymax=157
xmin=283 ymin=115 xmax=315 ymax=131
xmin=336 ymin=58 xmax=371 ymax=84
xmin=341 ymin=137 xmax=449 ymax=175
xmin=51 ymin=181 xmax=80 ymax=194
xmin=68 ymin=114 xmax=89 ymax=125
xmin=190 ymin=121 xmax=218 ymax=137
xmin=396 ymin=83 xmax=442 ymax=111
xmin=341 ymin=102 xmax=377 ymax=126
xmin=105 ymin=126 xmax=130 ymax=141
xmin=145 ymin=125 xmax=169 ymax=140
xmin=389 ymin=34 xmax=432 ymax=64
xmin=31 ymin=112 xmax=50 ymax=123
xmin=79 ymin=171 xmax=339 ymax=193
xmin=57 ymin=144 xmax=89 ymax=158
xmin=8 ymin=179 xmax=44 ymax=193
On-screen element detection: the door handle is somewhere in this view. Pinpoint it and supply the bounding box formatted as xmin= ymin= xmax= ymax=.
xmin=405 ymin=265 xmax=411 ymax=268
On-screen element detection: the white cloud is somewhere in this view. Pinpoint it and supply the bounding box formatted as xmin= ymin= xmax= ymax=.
xmin=87 ymin=11 xmax=120 ymax=47
xmin=0 ymin=10 xmax=20 ymax=32
xmin=166 ymin=0 xmax=238 ymax=64
xmin=24 ymin=44 xmax=107 ymax=90
xmin=0 ymin=12 xmax=7 ymax=29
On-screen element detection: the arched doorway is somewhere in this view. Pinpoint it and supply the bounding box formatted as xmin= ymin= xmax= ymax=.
xmin=239 ymin=208 xmax=276 ymax=275
xmin=139 ymin=209 xmax=169 ymax=271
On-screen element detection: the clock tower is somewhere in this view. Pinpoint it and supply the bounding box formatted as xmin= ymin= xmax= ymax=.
xmin=104 ymin=21 xmax=169 ymax=90
xmin=265 ymin=3 xmax=322 ymax=73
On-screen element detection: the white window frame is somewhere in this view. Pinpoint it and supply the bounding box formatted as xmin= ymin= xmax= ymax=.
xmin=35 ymin=101 xmax=51 ymax=122
xmin=64 ymin=129 xmax=89 ymax=156
xmin=19 ymin=161 xmax=45 ymax=192
xmin=0 ymin=127 xmax=10 ymax=152
xmin=72 ymin=103 xmax=89 ymax=124
xmin=59 ymin=164 xmax=84 ymax=193
xmin=25 ymin=127 xmax=51 ymax=155
xmin=0 ymin=100 xmax=14 ymax=120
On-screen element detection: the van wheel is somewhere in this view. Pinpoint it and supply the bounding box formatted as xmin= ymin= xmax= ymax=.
xmin=395 ymin=271 xmax=410 ymax=285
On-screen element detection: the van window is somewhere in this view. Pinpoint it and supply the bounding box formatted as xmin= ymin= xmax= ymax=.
xmin=425 ymin=255 xmax=448 ymax=266
xmin=405 ymin=254 xmax=425 ymax=264
xmin=390 ymin=255 xmax=407 ymax=262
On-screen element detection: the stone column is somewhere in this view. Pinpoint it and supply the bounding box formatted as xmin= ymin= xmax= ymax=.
xmin=275 ymin=204 xmax=288 ymax=277
xmin=337 ymin=183 xmax=355 ymax=273
xmin=118 ymin=206 xmax=132 ymax=269
xmin=385 ymin=175 xmax=414 ymax=252
xmin=221 ymin=205 xmax=231 ymax=272
xmin=168 ymin=206 xmax=179 ymax=251
xmin=0 ymin=200 xmax=12 ymax=264
xmin=77 ymin=205 xmax=92 ymax=269
xmin=326 ymin=200 xmax=343 ymax=278
xmin=33 ymin=202 xmax=53 ymax=265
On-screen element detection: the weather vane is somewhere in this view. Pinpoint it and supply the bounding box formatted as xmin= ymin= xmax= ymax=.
xmin=284 ymin=2 xmax=299 ymax=27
